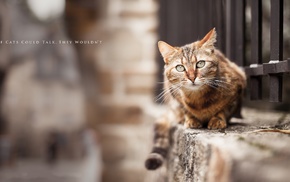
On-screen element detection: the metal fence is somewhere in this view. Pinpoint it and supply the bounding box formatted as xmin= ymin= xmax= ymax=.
xmin=245 ymin=0 xmax=286 ymax=102
xmin=157 ymin=0 xmax=288 ymax=103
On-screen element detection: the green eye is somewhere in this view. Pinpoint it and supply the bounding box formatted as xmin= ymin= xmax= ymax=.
xmin=196 ymin=60 xmax=205 ymax=68
xmin=175 ymin=65 xmax=185 ymax=72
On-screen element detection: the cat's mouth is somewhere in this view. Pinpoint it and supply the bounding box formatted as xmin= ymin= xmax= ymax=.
xmin=183 ymin=82 xmax=202 ymax=91
xmin=187 ymin=79 xmax=201 ymax=86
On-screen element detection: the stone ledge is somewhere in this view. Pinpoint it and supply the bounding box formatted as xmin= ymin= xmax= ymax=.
xmin=167 ymin=109 xmax=290 ymax=182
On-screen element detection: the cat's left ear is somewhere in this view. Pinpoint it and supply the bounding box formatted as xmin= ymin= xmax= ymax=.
xmin=158 ymin=41 xmax=178 ymax=60
xmin=198 ymin=28 xmax=217 ymax=48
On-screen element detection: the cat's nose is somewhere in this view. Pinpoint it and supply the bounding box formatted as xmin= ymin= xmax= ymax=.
xmin=187 ymin=75 xmax=196 ymax=83
xmin=189 ymin=77 xmax=196 ymax=83
xmin=187 ymin=70 xmax=196 ymax=83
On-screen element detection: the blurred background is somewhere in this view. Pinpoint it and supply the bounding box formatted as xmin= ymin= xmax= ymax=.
xmin=0 ymin=0 xmax=160 ymax=181
xmin=0 ymin=0 xmax=289 ymax=182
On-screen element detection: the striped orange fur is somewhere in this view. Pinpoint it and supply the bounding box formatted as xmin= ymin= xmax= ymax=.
xmin=145 ymin=28 xmax=246 ymax=170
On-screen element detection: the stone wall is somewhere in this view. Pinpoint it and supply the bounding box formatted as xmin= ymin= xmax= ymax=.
xmin=167 ymin=108 xmax=290 ymax=182
xmin=93 ymin=0 xmax=161 ymax=181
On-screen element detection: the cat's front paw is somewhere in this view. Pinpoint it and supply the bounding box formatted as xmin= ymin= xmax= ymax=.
xmin=184 ymin=118 xmax=202 ymax=129
xmin=207 ymin=117 xmax=227 ymax=129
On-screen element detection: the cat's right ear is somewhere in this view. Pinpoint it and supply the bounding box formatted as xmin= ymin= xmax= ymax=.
xmin=158 ymin=41 xmax=178 ymax=62
xmin=198 ymin=28 xmax=217 ymax=48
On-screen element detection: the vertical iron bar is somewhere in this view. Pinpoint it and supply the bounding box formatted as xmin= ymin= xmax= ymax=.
xmin=250 ymin=77 xmax=263 ymax=100
xmin=226 ymin=0 xmax=245 ymax=66
xmin=235 ymin=0 xmax=245 ymax=66
xmin=198 ymin=0 xmax=203 ymax=37
xmin=158 ymin=0 xmax=168 ymax=42
xmin=251 ymin=0 xmax=262 ymax=65
xmin=192 ymin=0 xmax=198 ymax=41
xmin=226 ymin=0 xmax=236 ymax=61
xmin=269 ymin=0 xmax=283 ymax=102
xmin=250 ymin=0 xmax=262 ymax=100
xmin=208 ymin=0 xmax=214 ymax=29
xmin=269 ymin=75 xmax=283 ymax=102
xmin=175 ymin=0 xmax=183 ymax=45
xmin=270 ymin=0 xmax=283 ymax=61
xmin=216 ymin=0 xmax=226 ymax=53
xmin=203 ymin=0 xmax=211 ymax=34
xmin=184 ymin=0 xmax=192 ymax=44
xmin=196 ymin=0 xmax=202 ymax=37
xmin=167 ymin=0 xmax=179 ymax=45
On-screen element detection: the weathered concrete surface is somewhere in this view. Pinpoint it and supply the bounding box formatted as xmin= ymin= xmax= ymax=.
xmin=167 ymin=108 xmax=290 ymax=182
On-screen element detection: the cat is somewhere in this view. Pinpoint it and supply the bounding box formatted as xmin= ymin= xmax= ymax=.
xmin=145 ymin=28 xmax=246 ymax=170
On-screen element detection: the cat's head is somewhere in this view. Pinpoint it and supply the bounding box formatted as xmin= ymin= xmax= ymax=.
xmin=158 ymin=28 xmax=219 ymax=91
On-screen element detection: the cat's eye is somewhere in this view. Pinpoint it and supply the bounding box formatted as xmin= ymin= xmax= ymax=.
xmin=196 ymin=61 xmax=206 ymax=68
xmin=175 ymin=65 xmax=185 ymax=72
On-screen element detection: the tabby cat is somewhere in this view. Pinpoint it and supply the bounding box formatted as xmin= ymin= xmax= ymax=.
xmin=145 ymin=28 xmax=246 ymax=170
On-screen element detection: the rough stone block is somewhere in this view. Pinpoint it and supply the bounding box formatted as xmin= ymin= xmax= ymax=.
xmin=167 ymin=113 xmax=290 ymax=182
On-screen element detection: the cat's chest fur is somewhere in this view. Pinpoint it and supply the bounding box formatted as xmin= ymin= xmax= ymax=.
xmin=173 ymin=86 xmax=235 ymax=122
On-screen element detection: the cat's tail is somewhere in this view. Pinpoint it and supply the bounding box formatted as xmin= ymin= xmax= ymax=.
xmin=145 ymin=117 xmax=170 ymax=170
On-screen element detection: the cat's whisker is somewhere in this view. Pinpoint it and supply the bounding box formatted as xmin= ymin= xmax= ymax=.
xmin=200 ymin=79 xmax=232 ymax=92
xmin=155 ymin=82 xmax=184 ymax=103
xmin=209 ymin=82 xmax=231 ymax=91
xmin=155 ymin=89 xmax=171 ymax=103
xmin=214 ymin=80 xmax=233 ymax=88
xmin=156 ymin=80 xmax=171 ymax=85
xmin=202 ymin=78 xmax=229 ymax=86
xmin=214 ymin=79 xmax=232 ymax=85
xmin=155 ymin=87 xmax=171 ymax=102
